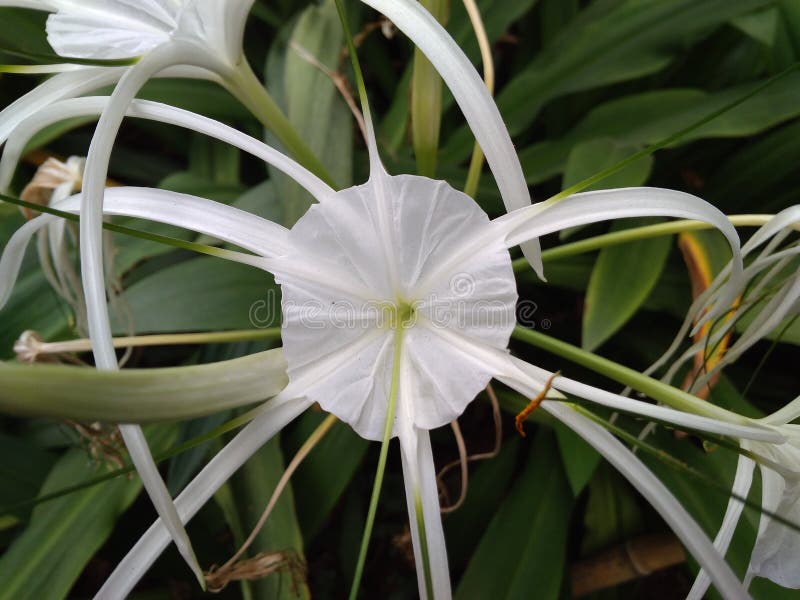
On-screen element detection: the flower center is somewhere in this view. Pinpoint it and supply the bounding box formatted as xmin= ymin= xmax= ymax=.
xmin=277 ymin=174 xmax=518 ymax=439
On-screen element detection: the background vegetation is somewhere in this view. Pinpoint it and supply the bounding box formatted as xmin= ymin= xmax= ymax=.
xmin=0 ymin=0 xmax=799 ymax=598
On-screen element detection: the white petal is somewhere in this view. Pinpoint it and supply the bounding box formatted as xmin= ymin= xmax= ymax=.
xmin=78 ymin=45 xmax=201 ymax=371
xmin=0 ymin=96 xmax=333 ymax=202
xmin=0 ymin=67 xmax=123 ymax=144
xmin=549 ymin=371 xmax=782 ymax=442
xmin=397 ymin=423 xmax=452 ymax=599
xmin=761 ymin=394 xmax=800 ymax=427
xmin=496 ymin=187 xmax=744 ymax=323
xmin=0 ymin=187 xmax=289 ymax=311
xmin=62 ymin=187 xmax=289 ymax=255
xmin=741 ymin=206 xmax=800 ymax=255
xmin=743 ymin=439 xmax=800 ymax=589
xmin=544 ymin=402 xmax=751 ymax=600
xmin=117 ymin=424 xmax=204 ymax=586
xmin=688 ymin=454 xmax=756 ymax=600
xmin=96 ymin=395 xmax=313 ymax=599
xmin=46 ymin=0 xmax=179 ymax=59
xmin=358 ymin=0 xmax=543 ymax=277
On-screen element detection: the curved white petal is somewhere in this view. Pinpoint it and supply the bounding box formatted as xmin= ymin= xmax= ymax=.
xmin=0 ymin=97 xmax=334 ymax=201
xmin=761 ymin=394 xmax=800 ymax=427
xmin=117 ymin=424 xmax=204 ymax=586
xmin=79 ymin=44 xmax=199 ymax=372
xmin=741 ymin=206 xmax=800 ymax=255
xmin=543 ymin=402 xmax=751 ymax=600
xmin=279 ymin=174 xmax=517 ymax=439
xmin=0 ymin=187 xmax=289 ymax=310
xmin=397 ymin=420 xmax=451 ymax=598
xmin=46 ymin=0 xmax=179 ymax=59
xmin=0 ymin=67 xmax=123 ymax=144
xmin=743 ymin=439 xmax=800 ymax=589
xmin=496 ymin=187 xmax=744 ymax=323
xmin=549 ymin=372 xmax=781 ymax=443
xmin=358 ymin=0 xmax=543 ymax=277
xmin=96 ymin=395 xmax=313 ymax=599
xmin=688 ymin=454 xmax=756 ymax=600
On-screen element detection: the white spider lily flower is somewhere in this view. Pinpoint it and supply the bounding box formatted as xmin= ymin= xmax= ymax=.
xmin=0 ymin=94 xmax=786 ymax=598
xmin=0 ymin=0 xmax=543 ymax=583
xmin=636 ymin=207 xmax=800 ymax=599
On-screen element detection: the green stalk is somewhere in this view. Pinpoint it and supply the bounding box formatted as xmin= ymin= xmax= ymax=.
xmin=349 ymin=324 xmax=406 ymax=600
xmin=511 ymin=326 xmax=754 ymax=425
xmin=0 ymin=348 xmax=287 ymax=422
xmin=414 ymin=493 xmax=435 ymax=599
xmin=512 ymin=214 xmax=776 ymax=273
xmin=224 ymin=60 xmax=337 ymax=188
xmin=28 ymin=328 xmax=282 ymax=356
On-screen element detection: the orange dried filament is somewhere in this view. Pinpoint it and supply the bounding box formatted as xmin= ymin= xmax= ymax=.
xmin=515 ymin=372 xmax=559 ymax=437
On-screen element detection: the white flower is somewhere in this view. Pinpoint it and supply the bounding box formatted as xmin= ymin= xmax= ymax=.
xmin=0 ymin=92 xmax=785 ymax=598
xmin=644 ymin=207 xmax=800 ymax=598
xmin=0 ymin=3 xmax=791 ymax=598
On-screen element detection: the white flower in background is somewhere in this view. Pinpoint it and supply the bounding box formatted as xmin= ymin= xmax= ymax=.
xmin=638 ymin=207 xmax=800 ymax=597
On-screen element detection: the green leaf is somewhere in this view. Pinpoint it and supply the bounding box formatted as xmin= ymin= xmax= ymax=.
xmin=731 ymin=7 xmax=779 ymax=47
xmin=287 ymin=412 xmax=369 ymax=541
xmin=562 ymin=139 xmax=653 ymax=194
xmin=230 ymin=435 xmax=310 ymax=599
xmin=455 ymin=430 xmax=572 ymax=600
xmin=444 ymin=436 xmax=522 ymax=570
xmin=0 ymin=425 xmax=177 ymax=600
xmin=559 ymin=138 xmax=652 ymax=238
xmin=113 ymin=256 xmax=279 ymax=333
xmin=443 ymin=0 xmax=773 ymax=160
xmin=519 ymin=73 xmax=800 ymax=186
xmin=411 ymin=0 xmax=447 ymax=177
xmin=0 ymin=434 xmax=55 ymax=522
xmin=554 ymin=420 xmax=600 ymax=496
xmin=580 ymin=462 xmax=644 ymax=556
xmin=582 ymin=219 xmax=673 ymax=351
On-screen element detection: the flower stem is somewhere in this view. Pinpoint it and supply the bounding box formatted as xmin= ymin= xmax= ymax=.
xmin=224 ymin=60 xmax=337 ymax=188
xmin=349 ymin=325 xmax=406 ymax=600
xmin=512 ymin=326 xmax=754 ymax=426
xmin=24 ymin=328 xmax=282 ymax=357
xmin=414 ymin=492 xmax=435 ymax=599
xmin=513 ymin=214 xmax=778 ymax=273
